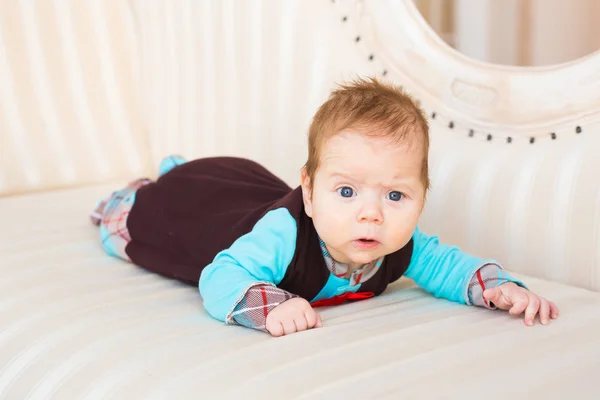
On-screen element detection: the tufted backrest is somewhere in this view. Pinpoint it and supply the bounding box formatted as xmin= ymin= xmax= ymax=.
xmin=359 ymin=1 xmax=600 ymax=291
xmin=1 ymin=0 xmax=599 ymax=292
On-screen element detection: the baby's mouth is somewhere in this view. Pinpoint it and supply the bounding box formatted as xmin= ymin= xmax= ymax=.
xmin=353 ymin=238 xmax=381 ymax=249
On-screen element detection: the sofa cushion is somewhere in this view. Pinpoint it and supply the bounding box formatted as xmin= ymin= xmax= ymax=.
xmin=1 ymin=185 xmax=599 ymax=398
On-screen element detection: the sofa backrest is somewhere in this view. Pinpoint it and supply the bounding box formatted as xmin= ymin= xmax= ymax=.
xmin=0 ymin=0 xmax=154 ymax=197
xmin=1 ymin=0 xmax=599 ymax=292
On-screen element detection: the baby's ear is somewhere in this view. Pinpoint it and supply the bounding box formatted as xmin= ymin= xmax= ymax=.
xmin=300 ymin=168 xmax=313 ymax=218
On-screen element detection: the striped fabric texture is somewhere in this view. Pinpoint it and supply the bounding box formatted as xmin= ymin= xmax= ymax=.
xmin=1 ymin=0 xmax=600 ymax=292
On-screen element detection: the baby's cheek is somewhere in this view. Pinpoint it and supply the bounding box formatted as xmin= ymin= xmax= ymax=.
xmin=387 ymin=213 xmax=416 ymax=238
xmin=319 ymin=212 xmax=341 ymax=231
xmin=318 ymin=199 xmax=347 ymax=221
xmin=315 ymin=212 xmax=346 ymax=241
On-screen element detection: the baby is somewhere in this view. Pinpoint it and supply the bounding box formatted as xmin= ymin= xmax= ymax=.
xmin=92 ymin=78 xmax=559 ymax=336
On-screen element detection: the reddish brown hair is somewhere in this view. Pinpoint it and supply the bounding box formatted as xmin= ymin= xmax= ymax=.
xmin=303 ymin=77 xmax=430 ymax=192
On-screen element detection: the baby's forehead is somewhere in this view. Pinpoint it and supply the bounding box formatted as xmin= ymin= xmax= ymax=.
xmin=321 ymin=129 xmax=425 ymax=157
xmin=322 ymin=140 xmax=423 ymax=172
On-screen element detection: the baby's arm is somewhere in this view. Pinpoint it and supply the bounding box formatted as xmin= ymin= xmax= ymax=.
xmin=403 ymin=227 xmax=559 ymax=325
xmin=199 ymin=208 xmax=321 ymax=335
xmin=403 ymin=226 xmax=525 ymax=306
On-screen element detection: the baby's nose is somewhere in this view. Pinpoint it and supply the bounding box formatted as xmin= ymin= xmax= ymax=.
xmin=358 ymin=204 xmax=383 ymax=224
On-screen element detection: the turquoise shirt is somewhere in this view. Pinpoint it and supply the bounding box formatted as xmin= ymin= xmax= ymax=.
xmin=199 ymin=208 xmax=519 ymax=322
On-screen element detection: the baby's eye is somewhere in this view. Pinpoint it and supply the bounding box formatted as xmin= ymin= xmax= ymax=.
xmin=386 ymin=191 xmax=404 ymax=201
xmin=337 ymin=186 xmax=355 ymax=198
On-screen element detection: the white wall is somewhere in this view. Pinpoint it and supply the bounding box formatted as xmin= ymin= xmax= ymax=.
xmin=421 ymin=0 xmax=600 ymax=66
xmin=529 ymin=0 xmax=600 ymax=66
xmin=454 ymin=0 xmax=522 ymax=66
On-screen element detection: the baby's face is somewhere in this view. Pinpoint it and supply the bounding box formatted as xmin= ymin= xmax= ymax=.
xmin=302 ymin=130 xmax=426 ymax=267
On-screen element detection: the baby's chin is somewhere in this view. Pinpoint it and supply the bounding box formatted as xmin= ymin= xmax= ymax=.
xmin=346 ymin=252 xmax=384 ymax=266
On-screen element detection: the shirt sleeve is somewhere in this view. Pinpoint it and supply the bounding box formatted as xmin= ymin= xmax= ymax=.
xmin=467 ymin=263 xmax=527 ymax=309
xmin=230 ymin=284 xmax=298 ymax=330
xmin=404 ymin=226 xmax=525 ymax=305
xmin=198 ymin=208 xmax=298 ymax=324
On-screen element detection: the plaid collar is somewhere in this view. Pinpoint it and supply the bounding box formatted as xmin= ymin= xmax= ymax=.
xmin=318 ymin=237 xmax=385 ymax=286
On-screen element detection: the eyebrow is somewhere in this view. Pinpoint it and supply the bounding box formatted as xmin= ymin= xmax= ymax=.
xmin=328 ymin=172 xmax=417 ymax=187
xmin=328 ymin=173 xmax=355 ymax=181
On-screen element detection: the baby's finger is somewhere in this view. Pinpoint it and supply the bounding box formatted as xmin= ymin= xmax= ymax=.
xmin=483 ymin=288 xmax=503 ymax=307
xmin=295 ymin=314 xmax=308 ymax=332
xmin=304 ymin=309 xmax=318 ymax=328
xmin=508 ymin=293 xmax=528 ymax=315
xmin=267 ymin=321 xmax=284 ymax=337
xmin=315 ymin=313 xmax=323 ymax=328
xmin=491 ymin=293 xmax=512 ymax=310
xmin=524 ymin=295 xmax=541 ymax=326
xmin=538 ymin=297 xmax=550 ymax=325
xmin=281 ymin=318 xmax=297 ymax=335
xmin=549 ymin=301 xmax=560 ymax=319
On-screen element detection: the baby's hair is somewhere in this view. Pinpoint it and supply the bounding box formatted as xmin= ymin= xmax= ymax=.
xmin=304 ymin=77 xmax=430 ymax=193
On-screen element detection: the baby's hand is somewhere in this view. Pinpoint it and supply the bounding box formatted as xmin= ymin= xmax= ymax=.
xmin=483 ymin=282 xmax=559 ymax=326
xmin=265 ymin=298 xmax=322 ymax=337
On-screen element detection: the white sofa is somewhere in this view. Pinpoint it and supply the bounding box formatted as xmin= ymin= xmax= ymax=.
xmin=2 ymin=1 xmax=600 ymax=398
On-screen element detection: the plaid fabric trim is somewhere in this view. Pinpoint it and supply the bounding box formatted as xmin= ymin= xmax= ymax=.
xmin=229 ymin=284 xmax=297 ymax=331
xmin=467 ymin=263 xmax=517 ymax=309
xmin=318 ymin=237 xmax=346 ymax=277
xmin=92 ymin=178 xmax=152 ymax=261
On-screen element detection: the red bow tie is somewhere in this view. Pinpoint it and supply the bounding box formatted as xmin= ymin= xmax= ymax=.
xmin=310 ymin=291 xmax=375 ymax=308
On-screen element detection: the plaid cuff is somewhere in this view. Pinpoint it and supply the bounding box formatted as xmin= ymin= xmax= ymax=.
xmin=467 ymin=263 xmax=525 ymax=309
xmin=229 ymin=284 xmax=298 ymax=331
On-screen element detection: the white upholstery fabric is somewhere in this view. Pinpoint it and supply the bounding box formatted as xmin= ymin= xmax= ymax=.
xmin=130 ymin=0 xmax=376 ymax=186
xmin=1 ymin=186 xmax=600 ymax=399
xmin=0 ymin=0 xmax=151 ymax=196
